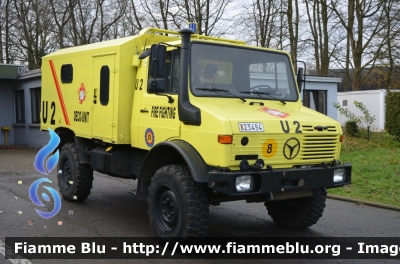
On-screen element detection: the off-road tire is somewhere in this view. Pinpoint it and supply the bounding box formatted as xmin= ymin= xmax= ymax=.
xmin=265 ymin=188 xmax=327 ymax=229
xmin=148 ymin=165 xmax=209 ymax=239
xmin=57 ymin=143 xmax=93 ymax=202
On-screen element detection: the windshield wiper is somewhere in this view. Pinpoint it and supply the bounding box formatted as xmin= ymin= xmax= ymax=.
xmin=241 ymin=91 xmax=286 ymax=105
xmin=196 ymin=87 xmax=246 ymax=102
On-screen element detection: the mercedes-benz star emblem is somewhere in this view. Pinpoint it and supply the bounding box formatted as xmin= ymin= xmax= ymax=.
xmin=283 ymin=138 xmax=300 ymax=160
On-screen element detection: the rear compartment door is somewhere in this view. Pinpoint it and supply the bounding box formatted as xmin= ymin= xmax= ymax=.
xmin=92 ymin=54 xmax=115 ymax=142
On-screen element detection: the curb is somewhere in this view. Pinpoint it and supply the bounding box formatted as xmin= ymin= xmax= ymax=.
xmin=327 ymin=194 xmax=400 ymax=212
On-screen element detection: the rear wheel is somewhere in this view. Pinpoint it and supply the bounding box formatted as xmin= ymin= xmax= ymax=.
xmin=148 ymin=165 xmax=209 ymax=239
xmin=57 ymin=143 xmax=93 ymax=202
xmin=265 ymin=188 xmax=327 ymax=229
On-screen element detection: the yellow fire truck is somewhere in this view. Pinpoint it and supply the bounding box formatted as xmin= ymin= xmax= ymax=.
xmin=41 ymin=25 xmax=351 ymax=239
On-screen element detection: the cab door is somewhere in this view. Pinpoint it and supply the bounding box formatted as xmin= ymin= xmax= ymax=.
xmin=138 ymin=50 xmax=180 ymax=149
xmin=92 ymin=55 xmax=115 ymax=141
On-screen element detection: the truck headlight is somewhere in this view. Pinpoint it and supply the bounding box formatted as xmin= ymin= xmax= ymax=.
xmin=333 ymin=168 xmax=346 ymax=183
xmin=236 ymin=175 xmax=253 ymax=192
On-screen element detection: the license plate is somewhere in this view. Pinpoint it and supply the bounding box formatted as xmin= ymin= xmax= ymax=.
xmin=238 ymin=122 xmax=264 ymax=132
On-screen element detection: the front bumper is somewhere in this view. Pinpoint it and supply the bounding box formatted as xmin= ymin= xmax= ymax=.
xmin=208 ymin=163 xmax=351 ymax=197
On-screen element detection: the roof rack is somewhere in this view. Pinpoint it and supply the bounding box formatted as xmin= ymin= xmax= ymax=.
xmin=139 ymin=27 xmax=246 ymax=45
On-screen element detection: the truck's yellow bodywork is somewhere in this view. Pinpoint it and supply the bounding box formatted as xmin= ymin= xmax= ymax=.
xmin=41 ymin=28 xmax=343 ymax=170
xmin=41 ymin=27 xmax=351 ymax=238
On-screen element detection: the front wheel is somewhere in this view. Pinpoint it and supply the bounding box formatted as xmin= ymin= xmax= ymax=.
xmin=265 ymin=188 xmax=327 ymax=229
xmin=148 ymin=165 xmax=209 ymax=239
xmin=57 ymin=143 xmax=93 ymax=202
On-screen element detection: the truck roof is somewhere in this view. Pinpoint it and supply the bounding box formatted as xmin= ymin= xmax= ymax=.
xmin=42 ymin=35 xmax=138 ymax=58
xmin=42 ymin=27 xmax=289 ymax=60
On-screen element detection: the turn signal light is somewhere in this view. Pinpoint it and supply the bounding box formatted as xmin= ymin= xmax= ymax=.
xmin=340 ymin=135 xmax=345 ymax=142
xmin=218 ymin=135 xmax=232 ymax=144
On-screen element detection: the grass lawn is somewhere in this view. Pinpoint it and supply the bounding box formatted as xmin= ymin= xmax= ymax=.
xmin=328 ymin=130 xmax=400 ymax=207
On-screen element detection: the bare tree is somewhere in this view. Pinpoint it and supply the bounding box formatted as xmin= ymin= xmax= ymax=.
xmin=330 ymin=0 xmax=387 ymax=91
xmin=0 ymin=0 xmax=5 ymax=63
xmin=4 ymin=0 xmax=400 ymax=83
xmin=68 ymin=0 xmax=79 ymax=46
xmin=74 ymin=0 xmax=100 ymax=44
xmin=0 ymin=0 xmax=13 ymax=63
xmin=379 ymin=1 xmax=400 ymax=89
xmin=239 ymin=0 xmax=281 ymax=48
xmin=304 ymin=0 xmax=344 ymax=75
xmin=140 ymin=0 xmax=172 ymax=30
xmin=358 ymin=1 xmax=400 ymax=90
xmin=50 ymin=0 xmax=71 ymax=48
xmin=13 ymin=0 xmax=53 ymax=69
xmin=286 ymin=0 xmax=299 ymax=62
xmin=121 ymin=0 xmax=147 ymax=36
xmin=64 ymin=0 xmax=127 ymax=45
xmin=98 ymin=0 xmax=128 ymax=41
xmin=170 ymin=0 xmax=234 ymax=36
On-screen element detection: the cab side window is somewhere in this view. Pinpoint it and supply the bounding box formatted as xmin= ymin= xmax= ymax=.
xmin=169 ymin=50 xmax=180 ymax=94
xmin=148 ymin=50 xmax=180 ymax=94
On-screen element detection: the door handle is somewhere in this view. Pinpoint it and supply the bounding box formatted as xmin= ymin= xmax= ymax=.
xmin=93 ymin=88 xmax=98 ymax=104
xmin=140 ymin=109 xmax=149 ymax=113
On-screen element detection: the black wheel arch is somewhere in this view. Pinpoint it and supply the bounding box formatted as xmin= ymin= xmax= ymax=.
xmin=137 ymin=140 xmax=209 ymax=198
xmin=54 ymin=128 xmax=94 ymax=164
xmin=54 ymin=127 xmax=75 ymax=150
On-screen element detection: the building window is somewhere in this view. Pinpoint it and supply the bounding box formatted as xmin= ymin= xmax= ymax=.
xmin=100 ymin=65 xmax=110 ymax=105
xmin=31 ymin=88 xmax=41 ymax=123
xmin=341 ymin=98 xmax=349 ymax=108
xmin=61 ymin=64 xmax=73 ymax=83
xmin=15 ymin=90 xmax=25 ymax=123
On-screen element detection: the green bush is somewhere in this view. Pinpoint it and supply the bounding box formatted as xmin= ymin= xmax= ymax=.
xmin=333 ymin=101 xmax=375 ymax=140
xmin=344 ymin=120 xmax=358 ymax=137
xmin=385 ymin=91 xmax=400 ymax=139
xmin=333 ymin=101 xmax=375 ymax=128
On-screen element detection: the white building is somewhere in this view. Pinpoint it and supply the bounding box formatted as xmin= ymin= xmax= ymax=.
xmin=336 ymin=89 xmax=387 ymax=131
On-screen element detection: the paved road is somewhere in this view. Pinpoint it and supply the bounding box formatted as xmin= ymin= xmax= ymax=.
xmin=1 ymin=149 xmax=399 ymax=264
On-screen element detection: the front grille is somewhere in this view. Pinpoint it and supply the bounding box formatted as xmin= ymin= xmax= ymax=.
xmin=302 ymin=125 xmax=313 ymax=132
xmin=300 ymin=135 xmax=338 ymax=160
xmin=326 ymin=126 xmax=337 ymax=132
xmin=231 ymin=133 xmax=340 ymax=168
xmin=302 ymin=125 xmax=337 ymax=132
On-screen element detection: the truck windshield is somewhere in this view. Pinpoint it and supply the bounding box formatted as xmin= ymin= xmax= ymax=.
xmin=190 ymin=43 xmax=298 ymax=102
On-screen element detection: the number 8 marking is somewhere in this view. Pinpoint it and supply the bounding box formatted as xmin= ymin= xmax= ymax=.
xmin=267 ymin=144 xmax=273 ymax=153
xmin=262 ymin=139 xmax=278 ymax=158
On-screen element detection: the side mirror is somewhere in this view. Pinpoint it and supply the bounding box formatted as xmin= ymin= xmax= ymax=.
xmin=148 ymin=78 xmax=166 ymax=93
xmin=149 ymin=44 xmax=166 ymax=77
xmin=297 ymin=67 xmax=304 ymax=93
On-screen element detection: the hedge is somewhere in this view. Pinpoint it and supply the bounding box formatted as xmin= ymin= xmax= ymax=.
xmin=385 ymin=91 xmax=400 ymax=139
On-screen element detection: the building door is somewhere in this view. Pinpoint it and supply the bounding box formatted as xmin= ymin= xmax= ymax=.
xmin=303 ymin=90 xmax=327 ymax=115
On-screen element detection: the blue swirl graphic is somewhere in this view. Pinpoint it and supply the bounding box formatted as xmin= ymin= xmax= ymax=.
xmin=34 ymin=128 xmax=60 ymax=175
xmin=29 ymin=178 xmax=62 ymax=219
